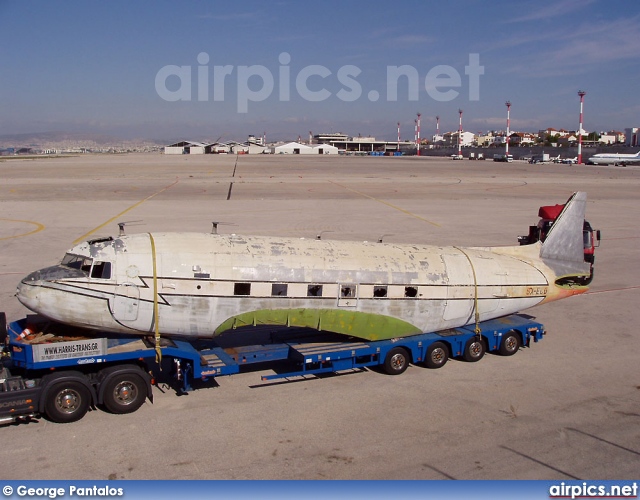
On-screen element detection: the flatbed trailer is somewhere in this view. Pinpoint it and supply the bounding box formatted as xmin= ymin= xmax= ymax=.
xmin=0 ymin=312 xmax=544 ymax=425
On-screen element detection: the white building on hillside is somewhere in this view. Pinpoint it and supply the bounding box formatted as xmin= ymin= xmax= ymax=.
xmin=443 ymin=131 xmax=475 ymax=147
xmin=599 ymin=132 xmax=616 ymax=145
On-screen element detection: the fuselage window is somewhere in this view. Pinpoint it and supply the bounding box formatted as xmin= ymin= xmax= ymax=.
xmin=373 ymin=286 xmax=388 ymax=298
xmin=271 ymin=283 xmax=288 ymax=296
xmin=307 ymin=284 xmax=323 ymax=297
xmin=404 ymin=286 xmax=418 ymax=298
xmin=234 ymin=283 xmax=251 ymax=296
xmin=91 ymin=261 xmax=112 ymax=279
xmin=340 ymin=285 xmax=356 ymax=298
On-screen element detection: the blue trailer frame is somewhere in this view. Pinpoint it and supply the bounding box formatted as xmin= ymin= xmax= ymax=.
xmin=1 ymin=313 xmax=544 ymax=424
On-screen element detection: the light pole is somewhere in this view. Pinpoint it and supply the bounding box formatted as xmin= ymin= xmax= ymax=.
xmin=458 ymin=109 xmax=463 ymax=157
xmin=416 ymin=113 xmax=421 ymax=156
xmin=577 ymin=91 xmax=586 ymax=164
xmin=505 ymin=101 xmax=511 ymax=156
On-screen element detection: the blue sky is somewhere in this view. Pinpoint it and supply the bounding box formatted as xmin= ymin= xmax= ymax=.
xmin=2 ymin=0 xmax=639 ymax=142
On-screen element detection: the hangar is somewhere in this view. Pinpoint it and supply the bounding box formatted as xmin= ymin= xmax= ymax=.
xmin=164 ymin=140 xmax=269 ymax=155
xmin=275 ymin=142 xmax=313 ymax=154
xmin=313 ymin=144 xmax=339 ymax=155
xmin=164 ymin=141 xmax=210 ymax=154
xmin=275 ymin=142 xmax=338 ymax=155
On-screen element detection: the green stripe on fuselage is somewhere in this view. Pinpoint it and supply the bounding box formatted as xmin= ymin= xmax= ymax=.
xmin=214 ymin=308 xmax=422 ymax=341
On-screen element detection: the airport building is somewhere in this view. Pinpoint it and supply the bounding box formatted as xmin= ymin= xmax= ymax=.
xmin=625 ymin=128 xmax=639 ymax=147
xmin=164 ymin=139 xmax=269 ymax=155
xmin=275 ymin=142 xmax=339 ymax=155
xmin=164 ymin=141 xmax=209 ymax=154
xmin=313 ymin=133 xmax=413 ymax=153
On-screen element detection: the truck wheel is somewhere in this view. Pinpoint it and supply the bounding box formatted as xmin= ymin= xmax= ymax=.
xmin=424 ymin=342 xmax=449 ymax=369
xmin=44 ymin=381 xmax=91 ymax=423
xmin=0 ymin=312 xmax=6 ymax=344
xmin=102 ymin=373 xmax=146 ymax=414
xmin=463 ymin=337 xmax=485 ymax=362
xmin=499 ymin=331 xmax=521 ymax=356
xmin=383 ymin=347 xmax=410 ymax=375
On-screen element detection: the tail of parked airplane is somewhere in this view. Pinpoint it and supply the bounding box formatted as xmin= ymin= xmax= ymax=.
xmin=540 ymin=192 xmax=591 ymax=280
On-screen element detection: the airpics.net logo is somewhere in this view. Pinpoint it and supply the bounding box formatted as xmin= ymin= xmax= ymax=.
xmin=155 ymin=52 xmax=484 ymax=112
xmin=549 ymin=482 xmax=638 ymax=499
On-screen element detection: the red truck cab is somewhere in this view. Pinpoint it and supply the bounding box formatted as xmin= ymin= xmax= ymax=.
xmin=519 ymin=203 xmax=601 ymax=285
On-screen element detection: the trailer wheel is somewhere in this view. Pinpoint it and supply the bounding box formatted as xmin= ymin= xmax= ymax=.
xmin=383 ymin=347 xmax=410 ymax=375
xmin=499 ymin=331 xmax=521 ymax=356
xmin=463 ymin=337 xmax=485 ymax=362
xmin=102 ymin=373 xmax=146 ymax=414
xmin=44 ymin=381 xmax=91 ymax=423
xmin=424 ymin=342 xmax=449 ymax=369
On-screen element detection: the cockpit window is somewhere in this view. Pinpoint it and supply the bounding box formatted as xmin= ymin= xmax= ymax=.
xmin=61 ymin=254 xmax=112 ymax=279
xmin=61 ymin=253 xmax=92 ymax=273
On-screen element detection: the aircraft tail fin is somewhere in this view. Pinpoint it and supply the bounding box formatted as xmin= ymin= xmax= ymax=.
xmin=540 ymin=192 xmax=591 ymax=279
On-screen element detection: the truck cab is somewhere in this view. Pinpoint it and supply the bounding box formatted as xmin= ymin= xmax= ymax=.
xmin=518 ymin=203 xmax=601 ymax=284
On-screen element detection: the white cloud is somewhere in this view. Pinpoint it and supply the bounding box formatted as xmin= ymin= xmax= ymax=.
xmin=505 ymin=0 xmax=597 ymax=24
xmin=391 ymin=34 xmax=433 ymax=45
xmin=499 ymin=15 xmax=640 ymax=77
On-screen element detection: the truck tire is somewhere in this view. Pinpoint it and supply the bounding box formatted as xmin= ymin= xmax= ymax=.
xmin=0 ymin=312 xmax=6 ymax=344
xmin=424 ymin=342 xmax=449 ymax=369
xmin=44 ymin=380 xmax=91 ymax=423
xmin=102 ymin=373 xmax=146 ymax=414
xmin=499 ymin=331 xmax=521 ymax=356
xmin=463 ymin=337 xmax=485 ymax=362
xmin=383 ymin=347 xmax=410 ymax=375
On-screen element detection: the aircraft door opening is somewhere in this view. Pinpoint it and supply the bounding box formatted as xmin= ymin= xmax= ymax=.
xmin=113 ymin=284 xmax=140 ymax=321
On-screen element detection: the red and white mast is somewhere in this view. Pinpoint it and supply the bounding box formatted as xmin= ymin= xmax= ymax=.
xmin=416 ymin=113 xmax=421 ymax=156
xmin=505 ymin=101 xmax=511 ymax=156
xmin=577 ymin=90 xmax=586 ymax=164
xmin=458 ymin=109 xmax=463 ymax=156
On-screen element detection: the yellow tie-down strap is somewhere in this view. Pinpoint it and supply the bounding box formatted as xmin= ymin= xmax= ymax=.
xmin=148 ymin=233 xmax=162 ymax=367
xmin=454 ymin=246 xmax=481 ymax=336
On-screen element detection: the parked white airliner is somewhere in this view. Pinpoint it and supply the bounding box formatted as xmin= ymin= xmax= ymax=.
xmin=587 ymin=151 xmax=640 ymax=166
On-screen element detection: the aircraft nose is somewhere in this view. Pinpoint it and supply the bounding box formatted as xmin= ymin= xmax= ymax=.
xmin=16 ymin=272 xmax=42 ymax=311
xmin=17 ymin=265 xmax=87 ymax=311
xmin=20 ymin=269 xmax=43 ymax=285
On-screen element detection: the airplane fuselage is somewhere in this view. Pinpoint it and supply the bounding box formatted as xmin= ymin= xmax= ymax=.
xmin=587 ymin=151 xmax=640 ymax=165
xmin=16 ymin=231 xmax=586 ymax=341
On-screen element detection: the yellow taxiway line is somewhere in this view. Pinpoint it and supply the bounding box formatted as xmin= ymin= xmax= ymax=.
xmin=73 ymin=178 xmax=180 ymax=244
xmin=328 ymin=180 xmax=441 ymax=227
xmin=0 ymin=218 xmax=46 ymax=240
